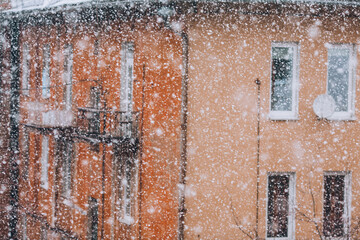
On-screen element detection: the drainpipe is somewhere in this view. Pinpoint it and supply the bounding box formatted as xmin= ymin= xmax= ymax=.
xmin=255 ymin=79 xmax=261 ymax=239
xmin=100 ymin=99 xmax=107 ymax=240
xmin=9 ymin=16 xmax=21 ymax=240
xmin=138 ymin=63 xmax=146 ymax=240
xmin=177 ymin=30 xmax=189 ymax=240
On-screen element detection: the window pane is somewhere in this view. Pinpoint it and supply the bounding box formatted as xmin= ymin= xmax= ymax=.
xmin=0 ymin=44 xmax=3 ymax=86
xmin=42 ymin=45 xmax=50 ymax=98
xmin=41 ymin=136 xmax=49 ymax=189
xmin=64 ymin=44 xmax=73 ymax=110
xmin=120 ymin=42 xmax=134 ymax=137
xmin=327 ymin=48 xmax=350 ymax=112
xmin=323 ymin=175 xmax=345 ymax=237
xmin=22 ymin=44 xmax=30 ymax=96
xmin=62 ymin=141 xmax=73 ymax=197
xmin=271 ymin=47 xmax=294 ymax=112
xmin=267 ymin=175 xmax=290 ymax=238
xmin=88 ymin=197 xmax=98 ymax=240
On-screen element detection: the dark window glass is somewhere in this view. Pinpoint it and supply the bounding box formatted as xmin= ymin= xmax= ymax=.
xmin=327 ymin=48 xmax=350 ymax=112
xmin=61 ymin=141 xmax=73 ymax=198
xmin=267 ymin=175 xmax=290 ymax=238
xmin=271 ymin=47 xmax=294 ymax=112
xmin=88 ymin=197 xmax=98 ymax=240
xmin=323 ymin=175 xmax=345 ymax=237
xmin=89 ymin=87 xmax=100 ymax=134
xmin=0 ymin=44 xmax=3 ymax=87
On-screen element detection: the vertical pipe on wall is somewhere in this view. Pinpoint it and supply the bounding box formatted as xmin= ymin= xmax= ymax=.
xmin=255 ymin=79 xmax=261 ymax=239
xmin=138 ymin=63 xmax=146 ymax=240
xmin=178 ymin=31 xmax=189 ymax=240
xmin=9 ymin=16 xmax=20 ymax=240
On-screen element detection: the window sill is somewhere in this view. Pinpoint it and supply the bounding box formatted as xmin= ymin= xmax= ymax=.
xmin=326 ymin=112 xmax=356 ymax=121
xmin=267 ymin=237 xmax=292 ymax=240
xmin=268 ymin=112 xmax=298 ymax=121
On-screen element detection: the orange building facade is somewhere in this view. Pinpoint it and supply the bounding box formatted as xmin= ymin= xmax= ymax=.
xmin=2 ymin=0 xmax=360 ymax=240
xmin=0 ymin=5 xmax=15 ymax=237
xmin=2 ymin=2 xmax=185 ymax=239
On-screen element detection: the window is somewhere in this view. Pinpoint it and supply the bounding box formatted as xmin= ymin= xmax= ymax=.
xmin=323 ymin=172 xmax=351 ymax=238
xmin=120 ymin=42 xmax=134 ymax=137
xmin=267 ymin=172 xmax=295 ymax=239
xmin=40 ymin=225 xmax=47 ymax=240
xmin=40 ymin=136 xmax=49 ymax=190
xmin=61 ymin=141 xmax=73 ymax=198
xmin=22 ymin=44 xmax=30 ymax=96
xmin=20 ymin=129 xmax=29 ymax=180
xmin=63 ymin=44 xmax=73 ymax=110
xmin=42 ymin=44 xmax=51 ymax=98
xmin=115 ymin=147 xmax=136 ymax=225
xmin=326 ymin=44 xmax=356 ymax=120
xmin=21 ymin=214 xmax=27 ymax=240
xmin=89 ymin=87 xmax=100 ymax=134
xmin=87 ymin=197 xmax=98 ymax=240
xmin=269 ymin=43 xmax=299 ymax=120
xmin=0 ymin=44 xmax=3 ymax=87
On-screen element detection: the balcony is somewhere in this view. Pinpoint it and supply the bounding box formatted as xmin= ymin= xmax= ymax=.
xmin=76 ymin=107 xmax=139 ymax=143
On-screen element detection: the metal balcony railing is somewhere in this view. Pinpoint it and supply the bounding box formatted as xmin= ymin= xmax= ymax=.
xmin=77 ymin=107 xmax=139 ymax=141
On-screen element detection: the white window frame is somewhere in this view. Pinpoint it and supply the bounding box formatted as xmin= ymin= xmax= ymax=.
xmin=120 ymin=42 xmax=134 ymax=138
xmin=266 ymin=172 xmax=296 ymax=240
xmin=40 ymin=136 xmax=49 ymax=190
xmin=42 ymin=44 xmax=51 ymax=99
xmin=326 ymin=44 xmax=356 ymax=121
xmin=269 ymin=42 xmax=300 ymax=120
xmin=113 ymin=149 xmax=136 ymax=226
xmin=22 ymin=44 xmax=30 ymax=96
xmin=323 ymin=171 xmax=352 ymax=239
xmin=63 ymin=44 xmax=73 ymax=110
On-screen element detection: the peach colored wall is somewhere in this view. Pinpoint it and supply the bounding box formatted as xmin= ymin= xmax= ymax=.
xmin=185 ymin=7 xmax=360 ymax=239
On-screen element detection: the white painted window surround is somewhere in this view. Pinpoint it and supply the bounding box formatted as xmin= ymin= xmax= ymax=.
xmin=326 ymin=44 xmax=356 ymax=121
xmin=266 ymin=172 xmax=296 ymax=240
xmin=22 ymin=43 xmax=30 ymax=96
xmin=42 ymin=44 xmax=51 ymax=99
xmin=269 ymin=42 xmax=299 ymax=120
xmin=120 ymin=42 xmax=134 ymax=138
xmin=63 ymin=44 xmax=73 ymax=110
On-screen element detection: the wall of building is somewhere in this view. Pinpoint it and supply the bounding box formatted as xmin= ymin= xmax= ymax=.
xmin=17 ymin=11 xmax=183 ymax=239
xmin=0 ymin=21 xmax=12 ymax=238
xmin=184 ymin=4 xmax=360 ymax=239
